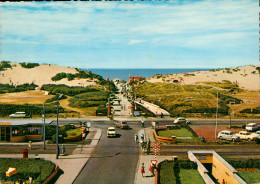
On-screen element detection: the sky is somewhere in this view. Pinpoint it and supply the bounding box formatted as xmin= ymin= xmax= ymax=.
xmin=0 ymin=1 xmax=258 ymax=69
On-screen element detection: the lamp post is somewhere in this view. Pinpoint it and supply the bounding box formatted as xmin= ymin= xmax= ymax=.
xmin=56 ymin=94 xmax=63 ymax=159
xmin=214 ymin=90 xmax=219 ymax=142
xmin=43 ymin=103 xmax=46 ymax=150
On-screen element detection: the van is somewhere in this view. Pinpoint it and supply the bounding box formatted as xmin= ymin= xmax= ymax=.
xmin=9 ymin=112 xmax=26 ymax=118
xmin=245 ymin=123 xmax=260 ymax=132
xmin=174 ymin=117 xmax=186 ymax=124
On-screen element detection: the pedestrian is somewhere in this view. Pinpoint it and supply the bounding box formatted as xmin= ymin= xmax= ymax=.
xmin=141 ymin=119 xmax=144 ymax=128
xmin=141 ymin=133 xmax=144 ymax=141
xmin=141 ymin=163 xmax=145 ymax=177
xmin=61 ymin=144 xmax=66 ymax=155
xmin=28 ymin=141 xmax=32 ymax=150
xmin=149 ymin=163 xmax=155 ymax=176
xmin=222 ymin=179 xmax=225 ymax=184
xmin=134 ymin=134 xmax=138 ymax=143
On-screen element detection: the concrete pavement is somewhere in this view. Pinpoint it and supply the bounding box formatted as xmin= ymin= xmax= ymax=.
xmin=0 ymin=127 xmax=102 ymax=184
xmin=135 ymin=128 xmax=173 ymax=184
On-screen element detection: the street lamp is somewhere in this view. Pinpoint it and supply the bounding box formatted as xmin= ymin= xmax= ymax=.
xmin=56 ymin=94 xmax=63 ymax=159
xmin=214 ymin=90 xmax=219 ymax=142
xmin=43 ymin=103 xmax=46 ymax=150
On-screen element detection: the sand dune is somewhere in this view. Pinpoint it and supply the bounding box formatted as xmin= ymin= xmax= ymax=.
xmin=146 ymin=65 xmax=260 ymax=91
xmin=0 ymin=63 xmax=98 ymax=87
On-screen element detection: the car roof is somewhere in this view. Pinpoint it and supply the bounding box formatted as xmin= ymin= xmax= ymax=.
xmin=239 ymin=131 xmax=248 ymax=133
xmin=108 ymin=127 xmax=115 ymax=129
xmin=247 ymin=123 xmax=256 ymax=125
xmin=221 ymin=130 xmax=232 ymax=133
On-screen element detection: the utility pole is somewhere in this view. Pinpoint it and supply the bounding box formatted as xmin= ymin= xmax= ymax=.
xmin=43 ymin=103 xmax=46 ymax=150
xmin=56 ymin=94 xmax=63 ymax=159
xmin=214 ymin=90 xmax=219 ymax=142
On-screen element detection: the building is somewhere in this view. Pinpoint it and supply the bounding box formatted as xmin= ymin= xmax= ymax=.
xmin=0 ymin=119 xmax=52 ymax=142
xmin=129 ymin=77 xmax=143 ymax=82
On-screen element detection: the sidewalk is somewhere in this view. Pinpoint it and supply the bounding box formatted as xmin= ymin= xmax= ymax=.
xmin=135 ymin=128 xmax=174 ymax=184
xmin=0 ymin=127 xmax=102 ymax=184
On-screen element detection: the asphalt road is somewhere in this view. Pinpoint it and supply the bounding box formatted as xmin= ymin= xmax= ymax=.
xmin=73 ymin=125 xmax=139 ymax=184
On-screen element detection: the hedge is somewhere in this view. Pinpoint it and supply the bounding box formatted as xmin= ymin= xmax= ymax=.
xmin=0 ymin=104 xmax=64 ymax=116
xmin=240 ymin=106 xmax=260 ymax=114
xmin=226 ymin=159 xmax=260 ymax=169
xmin=0 ymin=83 xmax=38 ymax=93
xmin=41 ymin=84 xmax=98 ymax=96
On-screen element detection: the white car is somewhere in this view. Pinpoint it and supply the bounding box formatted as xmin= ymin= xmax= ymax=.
xmin=235 ymin=131 xmax=251 ymax=140
xmin=174 ymin=117 xmax=186 ymax=124
xmin=245 ymin=123 xmax=260 ymax=132
xmin=107 ymin=127 xmax=116 ymax=137
xmin=249 ymin=131 xmax=260 ymax=141
xmin=217 ymin=130 xmax=240 ymax=142
xmin=9 ymin=112 xmax=27 ymax=118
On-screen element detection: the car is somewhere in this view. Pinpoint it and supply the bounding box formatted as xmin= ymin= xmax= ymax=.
xmin=249 ymin=131 xmax=260 ymax=141
xmin=107 ymin=127 xmax=116 ymax=137
xmin=217 ymin=130 xmax=240 ymax=142
xmin=245 ymin=123 xmax=260 ymax=132
xmin=9 ymin=112 xmax=27 ymax=118
xmin=174 ymin=117 xmax=186 ymax=124
xmin=235 ymin=131 xmax=251 ymax=140
xmin=114 ymin=121 xmax=129 ymax=129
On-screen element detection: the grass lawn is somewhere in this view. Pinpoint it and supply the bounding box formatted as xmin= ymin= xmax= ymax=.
xmin=158 ymin=128 xmax=194 ymax=138
xmin=160 ymin=161 xmax=204 ymax=184
xmin=238 ymin=169 xmax=260 ymax=184
xmin=179 ymin=169 xmax=205 ymax=184
xmin=0 ymin=158 xmax=55 ymax=183
xmin=66 ymin=128 xmax=82 ymax=137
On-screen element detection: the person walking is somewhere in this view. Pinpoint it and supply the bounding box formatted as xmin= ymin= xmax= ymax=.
xmin=149 ymin=163 xmax=155 ymax=176
xmin=141 ymin=119 xmax=144 ymax=128
xmin=134 ymin=134 xmax=138 ymax=143
xmin=141 ymin=163 xmax=145 ymax=177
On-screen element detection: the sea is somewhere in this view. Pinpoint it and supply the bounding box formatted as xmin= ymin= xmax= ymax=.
xmin=85 ymin=68 xmax=212 ymax=81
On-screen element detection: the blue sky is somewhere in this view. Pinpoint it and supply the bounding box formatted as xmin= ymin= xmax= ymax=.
xmin=0 ymin=1 xmax=258 ymax=68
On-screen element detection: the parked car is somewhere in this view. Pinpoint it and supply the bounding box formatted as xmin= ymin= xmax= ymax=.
xmin=9 ymin=112 xmax=27 ymax=118
xmin=250 ymin=131 xmax=260 ymax=140
xmin=174 ymin=117 xmax=187 ymax=124
xmin=217 ymin=130 xmax=240 ymax=142
xmin=245 ymin=123 xmax=260 ymax=132
xmin=107 ymin=127 xmax=116 ymax=137
xmin=235 ymin=131 xmax=252 ymax=140
xmin=114 ymin=121 xmax=129 ymax=129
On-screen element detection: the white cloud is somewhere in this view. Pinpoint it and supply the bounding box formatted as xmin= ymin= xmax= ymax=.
xmin=128 ymin=40 xmax=145 ymax=45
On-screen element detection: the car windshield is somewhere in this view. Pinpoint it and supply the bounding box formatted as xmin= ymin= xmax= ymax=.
xmin=122 ymin=122 xmax=127 ymax=124
xmin=108 ymin=128 xmax=115 ymax=131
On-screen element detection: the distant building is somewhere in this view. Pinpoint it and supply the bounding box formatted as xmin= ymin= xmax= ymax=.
xmin=129 ymin=77 xmax=142 ymax=82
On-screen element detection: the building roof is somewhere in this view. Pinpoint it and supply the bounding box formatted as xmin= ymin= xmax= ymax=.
xmin=0 ymin=119 xmax=53 ymax=126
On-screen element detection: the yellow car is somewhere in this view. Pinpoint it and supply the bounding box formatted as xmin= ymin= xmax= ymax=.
xmin=107 ymin=127 xmax=116 ymax=137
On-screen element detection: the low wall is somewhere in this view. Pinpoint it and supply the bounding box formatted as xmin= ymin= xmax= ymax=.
xmin=43 ymin=165 xmax=59 ymax=184
xmin=154 ymin=127 xmax=176 ymax=143
xmin=11 ymin=135 xmax=43 ymax=142
xmin=63 ymin=134 xmax=82 ymax=142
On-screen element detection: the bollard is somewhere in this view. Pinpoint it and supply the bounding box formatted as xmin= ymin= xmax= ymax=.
xmin=23 ymin=149 xmax=28 ymax=159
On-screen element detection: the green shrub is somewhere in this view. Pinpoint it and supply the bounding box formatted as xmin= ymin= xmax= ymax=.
xmin=20 ymin=62 xmax=39 ymax=68
xmin=0 ymin=104 xmax=64 ymax=116
xmin=41 ymin=84 xmax=98 ymax=96
xmin=0 ymin=61 xmax=12 ymax=71
xmin=51 ymin=72 xmax=67 ymax=81
xmin=240 ymin=106 xmax=260 ymax=114
xmin=45 ymin=94 xmax=67 ymax=103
